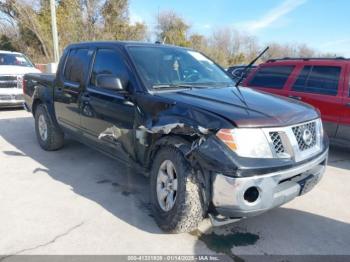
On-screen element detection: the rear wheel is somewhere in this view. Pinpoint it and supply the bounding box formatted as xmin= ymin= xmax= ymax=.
xmin=150 ymin=146 xmax=204 ymax=233
xmin=35 ymin=104 xmax=64 ymax=151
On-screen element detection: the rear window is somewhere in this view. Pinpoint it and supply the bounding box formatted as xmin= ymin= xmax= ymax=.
xmin=64 ymin=48 xmax=90 ymax=84
xmin=248 ymin=66 xmax=294 ymax=89
xmin=292 ymin=66 xmax=341 ymax=96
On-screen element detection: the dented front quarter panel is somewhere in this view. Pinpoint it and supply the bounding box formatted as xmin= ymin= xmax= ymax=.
xmin=95 ymin=90 xmax=319 ymax=179
xmin=128 ymin=93 xmax=237 ymax=173
xmin=135 ymin=93 xmax=233 ymax=132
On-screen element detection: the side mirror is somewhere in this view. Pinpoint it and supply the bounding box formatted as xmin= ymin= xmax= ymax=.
xmin=96 ymin=74 xmax=126 ymax=91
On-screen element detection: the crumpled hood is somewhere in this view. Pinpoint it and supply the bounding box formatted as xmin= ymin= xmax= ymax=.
xmin=155 ymin=86 xmax=319 ymax=128
xmin=0 ymin=65 xmax=41 ymax=75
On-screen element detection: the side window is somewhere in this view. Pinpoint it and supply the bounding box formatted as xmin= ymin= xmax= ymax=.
xmin=90 ymin=49 xmax=129 ymax=87
xmin=292 ymin=66 xmax=312 ymax=91
xmin=292 ymin=66 xmax=341 ymax=96
xmin=64 ymin=48 xmax=90 ymax=84
xmin=248 ymin=66 xmax=294 ymax=89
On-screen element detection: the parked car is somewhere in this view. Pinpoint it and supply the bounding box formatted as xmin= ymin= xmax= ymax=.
xmin=23 ymin=42 xmax=328 ymax=233
xmin=0 ymin=50 xmax=40 ymax=108
xmin=243 ymin=57 xmax=350 ymax=147
xmin=227 ymin=65 xmax=257 ymax=81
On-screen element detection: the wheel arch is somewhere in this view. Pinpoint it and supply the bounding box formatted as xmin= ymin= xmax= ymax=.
xmin=32 ymin=98 xmax=43 ymax=116
xmin=32 ymin=97 xmax=61 ymax=131
xmin=147 ymin=134 xmax=212 ymax=215
xmin=146 ymin=135 xmax=196 ymax=170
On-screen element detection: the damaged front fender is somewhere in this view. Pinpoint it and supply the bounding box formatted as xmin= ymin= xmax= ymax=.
xmin=96 ymin=93 xmax=240 ymax=177
xmin=132 ymin=94 xmax=240 ymax=175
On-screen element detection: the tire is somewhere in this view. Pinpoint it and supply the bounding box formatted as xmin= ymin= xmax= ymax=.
xmin=34 ymin=104 xmax=64 ymax=151
xmin=150 ymin=145 xmax=205 ymax=233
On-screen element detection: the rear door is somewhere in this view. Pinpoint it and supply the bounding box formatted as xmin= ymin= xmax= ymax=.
xmin=244 ymin=64 xmax=295 ymax=97
xmin=54 ymin=48 xmax=92 ymax=131
xmin=288 ymin=63 xmax=345 ymax=138
xmin=337 ymin=64 xmax=350 ymax=142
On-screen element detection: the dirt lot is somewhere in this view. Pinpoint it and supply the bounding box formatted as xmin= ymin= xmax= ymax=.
xmin=0 ymin=109 xmax=349 ymax=258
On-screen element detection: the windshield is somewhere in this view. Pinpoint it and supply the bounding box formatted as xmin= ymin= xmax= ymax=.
xmin=0 ymin=53 xmax=34 ymax=67
xmin=127 ymin=46 xmax=233 ymax=89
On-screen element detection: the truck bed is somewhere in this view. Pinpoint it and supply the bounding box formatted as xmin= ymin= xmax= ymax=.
xmin=23 ymin=73 xmax=56 ymax=112
xmin=25 ymin=73 xmax=55 ymax=86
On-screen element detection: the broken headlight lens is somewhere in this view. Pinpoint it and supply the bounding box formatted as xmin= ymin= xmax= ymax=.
xmin=216 ymin=128 xmax=273 ymax=158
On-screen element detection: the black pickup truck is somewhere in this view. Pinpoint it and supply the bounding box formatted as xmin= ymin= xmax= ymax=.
xmin=23 ymin=41 xmax=328 ymax=233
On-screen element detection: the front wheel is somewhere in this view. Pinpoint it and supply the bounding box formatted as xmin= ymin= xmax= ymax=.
xmin=35 ymin=104 xmax=64 ymax=151
xmin=150 ymin=146 xmax=205 ymax=233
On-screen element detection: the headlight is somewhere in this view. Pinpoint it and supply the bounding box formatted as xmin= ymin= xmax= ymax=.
xmin=17 ymin=75 xmax=23 ymax=89
xmin=216 ymin=128 xmax=273 ymax=158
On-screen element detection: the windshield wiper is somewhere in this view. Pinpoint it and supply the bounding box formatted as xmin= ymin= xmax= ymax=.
xmin=186 ymin=81 xmax=233 ymax=87
xmin=152 ymin=84 xmax=193 ymax=90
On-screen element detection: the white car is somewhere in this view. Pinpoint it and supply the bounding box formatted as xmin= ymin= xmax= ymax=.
xmin=0 ymin=50 xmax=41 ymax=108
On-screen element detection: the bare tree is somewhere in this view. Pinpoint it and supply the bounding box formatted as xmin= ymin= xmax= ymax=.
xmin=0 ymin=0 xmax=148 ymax=62
xmin=297 ymin=43 xmax=316 ymax=57
xmin=0 ymin=1 xmax=324 ymax=65
xmin=156 ymin=10 xmax=190 ymax=46
xmin=189 ymin=33 xmax=207 ymax=51
xmin=203 ymin=27 xmax=260 ymax=67
xmin=81 ymin=0 xmax=102 ymax=40
xmin=0 ymin=0 xmax=53 ymax=59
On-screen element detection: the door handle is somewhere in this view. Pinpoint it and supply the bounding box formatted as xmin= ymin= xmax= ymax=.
xmin=66 ymin=89 xmax=79 ymax=95
xmin=289 ymin=95 xmax=302 ymax=100
xmin=123 ymin=100 xmax=134 ymax=106
xmin=346 ymin=102 xmax=350 ymax=107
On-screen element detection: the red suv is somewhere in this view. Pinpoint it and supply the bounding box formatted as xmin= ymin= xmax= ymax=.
xmin=244 ymin=58 xmax=350 ymax=146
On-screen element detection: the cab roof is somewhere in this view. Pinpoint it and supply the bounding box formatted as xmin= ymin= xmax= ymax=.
xmin=66 ymin=41 xmax=190 ymax=50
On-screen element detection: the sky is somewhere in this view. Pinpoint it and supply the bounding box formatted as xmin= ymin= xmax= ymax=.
xmin=129 ymin=0 xmax=350 ymax=56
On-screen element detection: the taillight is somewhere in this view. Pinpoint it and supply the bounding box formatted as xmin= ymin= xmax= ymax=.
xmin=22 ymin=78 xmax=26 ymax=94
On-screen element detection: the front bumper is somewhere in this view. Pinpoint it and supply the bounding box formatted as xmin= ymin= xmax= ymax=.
xmin=0 ymin=102 xmax=24 ymax=107
xmin=0 ymin=93 xmax=24 ymax=108
xmin=212 ymin=149 xmax=328 ymax=218
xmin=0 ymin=98 xmax=24 ymax=108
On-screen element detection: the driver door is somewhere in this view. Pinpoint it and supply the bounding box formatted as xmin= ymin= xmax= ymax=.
xmin=80 ymin=48 xmax=135 ymax=162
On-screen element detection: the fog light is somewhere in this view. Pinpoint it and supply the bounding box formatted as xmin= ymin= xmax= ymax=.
xmin=244 ymin=187 xmax=260 ymax=203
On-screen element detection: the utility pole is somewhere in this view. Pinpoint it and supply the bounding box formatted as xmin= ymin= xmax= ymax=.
xmin=50 ymin=0 xmax=59 ymax=63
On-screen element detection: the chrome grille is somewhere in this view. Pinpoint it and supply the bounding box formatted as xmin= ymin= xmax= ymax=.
xmin=0 ymin=95 xmax=12 ymax=101
xmin=263 ymin=119 xmax=322 ymax=162
xmin=292 ymin=122 xmax=317 ymax=151
xmin=0 ymin=94 xmax=24 ymax=101
xmin=0 ymin=76 xmax=17 ymax=81
xmin=269 ymin=132 xmax=285 ymax=154
xmin=0 ymin=75 xmax=18 ymax=88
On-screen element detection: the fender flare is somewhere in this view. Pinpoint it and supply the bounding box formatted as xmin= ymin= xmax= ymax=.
xmin=148 ymin=135 xmax=212 ymax=214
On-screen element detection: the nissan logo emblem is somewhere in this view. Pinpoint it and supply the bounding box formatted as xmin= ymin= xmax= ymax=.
xmin=302 ymin=128 xmax=313 ymax=146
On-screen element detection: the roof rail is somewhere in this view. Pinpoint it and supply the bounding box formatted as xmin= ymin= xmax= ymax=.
xmin=267 ymin=57 xmax=349 ymax=62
